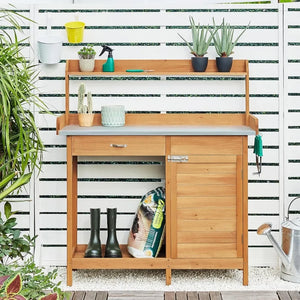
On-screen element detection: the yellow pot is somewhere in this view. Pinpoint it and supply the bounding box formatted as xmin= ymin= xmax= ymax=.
xmin=65 ymin=21 xmax=85 ymax=43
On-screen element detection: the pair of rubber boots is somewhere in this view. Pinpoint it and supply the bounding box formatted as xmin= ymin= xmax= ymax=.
xmin=84 ymin=208 xmax=122 ymax=258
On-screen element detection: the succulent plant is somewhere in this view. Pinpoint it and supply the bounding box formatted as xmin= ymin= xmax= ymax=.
xmin=210 ymin=18 xmax=249 ymax=57
xmin=78 ymin=45 xmax=96 ymax=59
xmin=178 ymin=16 xmax=215 ymax=57
xmin=78 ymin=83 xmax=93 ymax=114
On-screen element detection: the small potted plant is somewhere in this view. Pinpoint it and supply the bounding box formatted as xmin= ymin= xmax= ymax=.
xmin=78 ymin=45 xmax=96 ymax=72
xmin=178 ymin=16 xmax=215 ymax=72
xmin=210 ymin=18 xmax=249 ymax=72
xmin=78 ymin=83 xmax=94 ymax=126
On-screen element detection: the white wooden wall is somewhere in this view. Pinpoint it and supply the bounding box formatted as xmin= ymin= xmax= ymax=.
xmin=2 ymin=2 xmax=300 ymax=268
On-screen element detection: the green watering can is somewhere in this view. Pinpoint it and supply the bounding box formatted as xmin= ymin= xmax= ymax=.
xmin=253 ymin=135 xmax=263 ymax=175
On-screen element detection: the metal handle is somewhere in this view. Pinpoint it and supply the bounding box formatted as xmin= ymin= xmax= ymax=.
xmin=110 ymin=143 xmax=127 ymax=148
xmin=286 ymin=197 xmax=300 ymax=220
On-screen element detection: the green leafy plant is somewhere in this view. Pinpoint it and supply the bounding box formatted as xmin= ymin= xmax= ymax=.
xmin=78 ymin=45 xmax=96 ymax=59
xmin=0 ymin=7 xmax=48 ymax=199
xmin=0 ymin=273 xmax=58 ymax=300
xmin=210 ymin=18 xmax=249 ymax=57
xmin=78 ymin=83 xmax=93 ymax=114
xmin=178 ymin=16 xmax=215 ymax=57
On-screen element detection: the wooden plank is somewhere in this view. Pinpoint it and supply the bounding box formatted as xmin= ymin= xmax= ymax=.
xmin=177 ymin=243 xmax=237 ymax=258
xmin=198 ymin=292 xmax=210 ymax=300
xmin=277 ymin=291 xmax=291 ymax=300
xmin=222 ymin=291 xmax=279 ymax=300
xmin=177 ymin=196 xmax=236 ymax=208
xmin=85 ymin=291 xmax=97 ymax=300
xmin=187 ymin=291 xmax=198 ymax=300
xmin=175 ymin=291 xmax=187 ymax=300
xmin=165 ymin=292 xmax=176 ymax=300
xmin=176 ymin=163 xmax=236 ymax=175
xmin=177 ymin=184 xmax=236 ymax=197
xmin=210 ymin=291 xmax=222 ymax=300
xmin=177 ymin=173 xmax=236 ymax=185
xmin=177 ymin=219 xmax=235 ymax=232
xmin=108 ymin=291 xmax=164 ymax=300
xmin=73 ymin=291 xmax=85 ymax=300
xmin=177 ymin=231 xmax=236 ymax=243
xmin=96 ymin=291 xmax=108 ymax=300
xmin=288 ymin=291 xmax=300 ymax=300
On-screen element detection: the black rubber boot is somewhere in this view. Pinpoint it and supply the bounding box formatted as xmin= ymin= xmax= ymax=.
xmin=84 ymin=208 xmax=102 ymax=258
xmin=104 ymin=208 xmax=122 ymax=258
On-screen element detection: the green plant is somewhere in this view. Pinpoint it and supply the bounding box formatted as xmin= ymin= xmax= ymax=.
xmin=0 ymin=202 xmax=35 ymax=265
xmin=178 ymin=16 xmax=215 ymax=57
xmin=78 ymin=45 xmax=96 ymax=59
xmin=210 ymin=18 xmax=249 ymax=57
xmin=0 ymin=7 xmax=47 ymax=199
xmin=0 ymin=261 xmax=68 ymax=300
xmin=0 ymin=273 xmax=58 ymax=300
xmin=78 ymin=83 xmax=93 ymax=114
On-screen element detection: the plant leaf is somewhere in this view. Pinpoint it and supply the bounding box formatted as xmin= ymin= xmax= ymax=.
xmin=5 ymin=274 xmax=22 ymax=295
xmin=15 ymin=295 xmax=27 ymax=300
xmin=0 ymin=275 xmax=9 ymax=288
xmin=39 ymin=293 xmax=58 ymax=300
xmin=4 ymin=202 xmax=12 ymax=219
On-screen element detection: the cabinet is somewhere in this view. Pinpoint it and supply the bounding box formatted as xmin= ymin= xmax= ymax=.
xmin=56 ymin=59 xmax=258 ymax=286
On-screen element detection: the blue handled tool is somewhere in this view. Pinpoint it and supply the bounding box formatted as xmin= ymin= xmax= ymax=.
xmin=253 ymin=135 xmax=263 ymax=175
xmin=126 ymin=69 xmax=154 ymax=72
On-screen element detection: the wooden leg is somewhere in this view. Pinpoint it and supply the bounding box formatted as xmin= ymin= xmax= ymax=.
xmin=166 ymin=268 xmax=171 ymax=285
xmin=243 ymin=264 xmax=248 ymax=286
xmin=67 ymin=265 xmax=72 ymax=286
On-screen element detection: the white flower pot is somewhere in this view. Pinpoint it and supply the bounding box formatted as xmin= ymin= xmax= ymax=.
xmin=79 ymin=59 xmax=95 ymax=72
xmin=38 ymin=35 xmax=62 ymax=64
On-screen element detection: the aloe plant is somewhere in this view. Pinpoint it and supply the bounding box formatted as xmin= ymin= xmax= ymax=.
xmin=210 ymin=18 xmax=249 ymax=57
xmin=178 ymin=16 xmax=215 ymax=57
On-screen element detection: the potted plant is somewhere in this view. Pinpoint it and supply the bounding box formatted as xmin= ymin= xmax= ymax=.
xmin=210 ymin=18 xmax=249 ymax=72
xmin=78 ymin=83 xmax=94 ymax=126
xmin=178 ymin=16 xmax=215 ymax=72
xmin=78 ymin=45 xmax=96 ymax=72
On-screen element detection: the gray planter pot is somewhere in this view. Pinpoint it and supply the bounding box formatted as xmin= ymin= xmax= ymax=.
xmin=191 ymin=56 xmax=208 ymax=72
xmin=216 ymin=56 xmax=233 ymax=72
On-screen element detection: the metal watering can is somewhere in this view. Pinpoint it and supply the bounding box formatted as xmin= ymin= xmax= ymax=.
xmin=257 ymin=197 xmax=300 ymax=283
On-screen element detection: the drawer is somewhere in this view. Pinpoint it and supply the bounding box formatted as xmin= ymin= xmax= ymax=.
xmin=170 ymin=136 xmax=243 ymax=155
xmin=71 ymin=136 xmax=165 ymax=156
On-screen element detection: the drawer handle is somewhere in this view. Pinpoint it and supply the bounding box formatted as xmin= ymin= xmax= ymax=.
xmin=110 ymin=143 xmax=127 ymax=148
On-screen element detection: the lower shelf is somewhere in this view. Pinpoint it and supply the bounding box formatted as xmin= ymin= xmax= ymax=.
xmin=72 ymin=244 xmax=168 ymax=269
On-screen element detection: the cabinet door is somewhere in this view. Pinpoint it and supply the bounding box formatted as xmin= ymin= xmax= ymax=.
xmin=170 ymin=155 xmax=243 ymax=259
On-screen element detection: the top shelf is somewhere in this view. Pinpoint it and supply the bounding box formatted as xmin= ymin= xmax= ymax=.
xmin=66 ymin=59 xmax=248 ymax=77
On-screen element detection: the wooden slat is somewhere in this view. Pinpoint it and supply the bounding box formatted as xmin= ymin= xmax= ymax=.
xmin=177 ymin=219 xmax=235 ymax=232
xmin=177 ymin=184 xmax=236 ymax=197
xmin=177 ymin=243 xmax=237 ymax=258
xmin=96 ymin=291 xmax=108 ymax=300
xmin=177 ymin=197 xmax=236 ymax=208
xmin=176 ymin=206 xmax=236 ymax=220
xmin=177 ymin=173 xmax=236 ymax=185
xmin=176 ymin=163 xmax=236 ymax=175
xmin=177 ymin=231 xmax=236 ymax=243
xmin=85 ymin=291 xmax=97 ymax=300
xmin=288 ymin=291 xmax=300 ymax=300
xmin=198 ymin=292 xmax=210 ymax=300
xmin=187 ymin=291 xmax=198 ymax=300
xmin=210 ymin=292 xmax=222 ymax=300
xmin=222 ymin=291 xmax=279 ymax=300
xmin=108 ymin=291 xmax=164 ymax=300
xmin=277 ymin=291 xmax=291 ymax=300
xmin=165 ymin=292 xmax=176 ymax=300
xmin=73 ymin=291 xmax=85 ymax=300
xmin=175 ymin=291 xmax=187 ymax=300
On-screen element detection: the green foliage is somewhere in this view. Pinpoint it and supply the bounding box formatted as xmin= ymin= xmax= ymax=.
xmin=0 ymin=7 xmax=48 ymax=199
xmin=78 ymin=45 xmax=96 ymax=59
xmin=210 ymin=18 xmax=249 ymax=57
xmin=0 ymin=202 xmax=35 ymax=265
xmin=178 ymin=16 xmax=215 ymax=57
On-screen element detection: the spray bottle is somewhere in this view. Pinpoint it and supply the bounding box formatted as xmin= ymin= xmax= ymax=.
xmin=99 ymin=45 xmax=114 ymax=72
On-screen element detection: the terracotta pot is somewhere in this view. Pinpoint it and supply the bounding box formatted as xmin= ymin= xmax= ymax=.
xmin=78 ymin=114 xmax=94 ymax=127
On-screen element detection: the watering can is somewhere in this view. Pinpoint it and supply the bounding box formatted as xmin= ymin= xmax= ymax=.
xmin=257 ymin=197 xmax=300 ymax=283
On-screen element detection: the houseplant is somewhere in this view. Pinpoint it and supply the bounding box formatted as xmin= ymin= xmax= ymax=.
xmin=0 ymin=7 xmax=67 ymax=300
xmin=210 ymin=18 xmax=249 ymax=72
xmin=78 ymin=45 xmax=96 ymax=72
xmin=178 ymin=16 xmax=215 ymax=72
xmin=78 ymin=83 xmax=94 ymax=126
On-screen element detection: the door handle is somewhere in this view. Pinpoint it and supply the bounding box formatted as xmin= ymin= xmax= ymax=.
xmin=110 ymin=144 xmax=127 ymax=148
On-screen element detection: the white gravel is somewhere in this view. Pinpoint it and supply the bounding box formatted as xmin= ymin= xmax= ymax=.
xmin=54 ymin=267 xmax=300 ymax=291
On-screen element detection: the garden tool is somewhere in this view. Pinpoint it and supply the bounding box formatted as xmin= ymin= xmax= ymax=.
xmin=253 ymin=134 xmax=263 ymax=175
xmin=105 ymin=208 xmax=122 ymax=258
xmin=84 ymin=208 xmax=102 ymax=258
